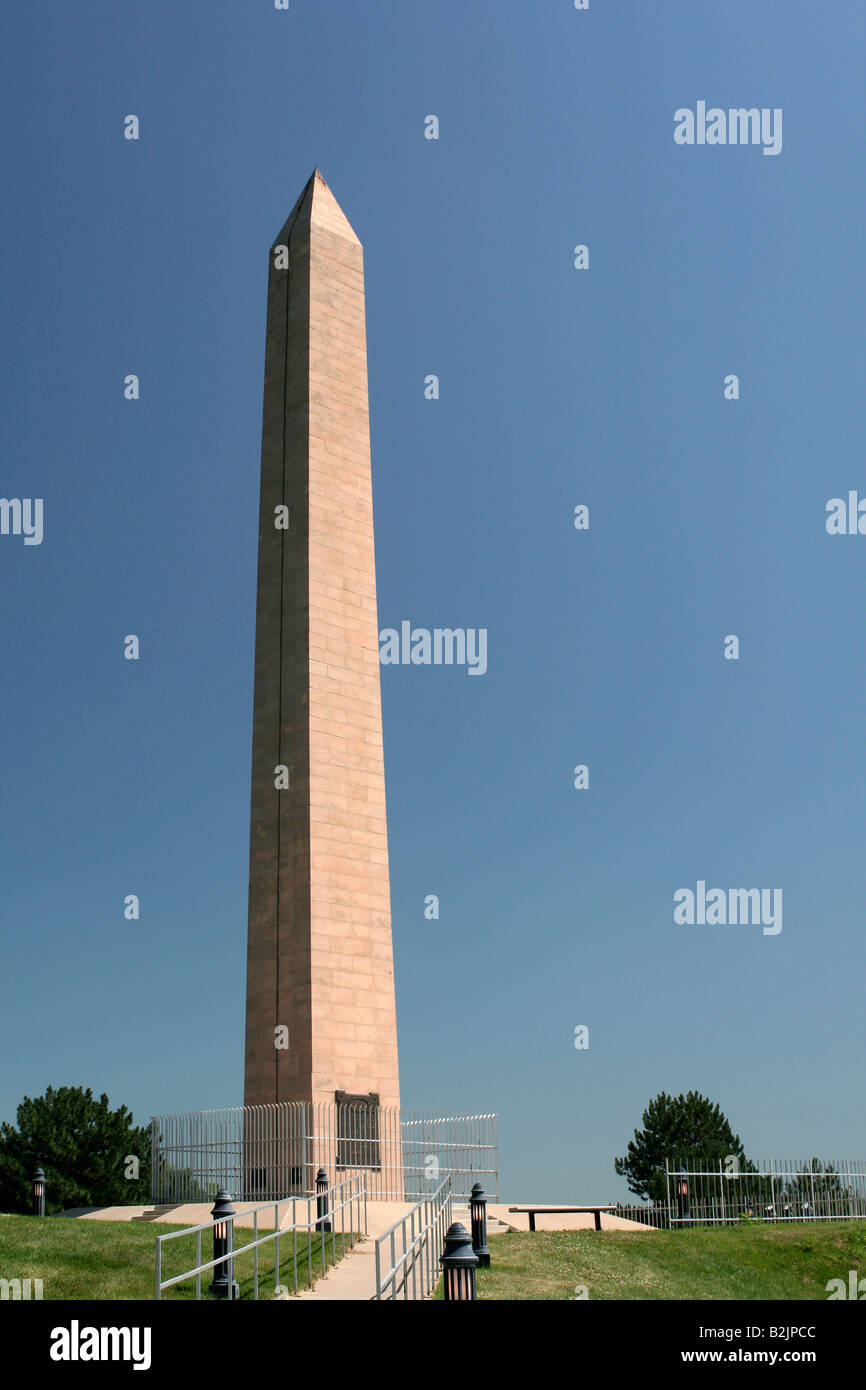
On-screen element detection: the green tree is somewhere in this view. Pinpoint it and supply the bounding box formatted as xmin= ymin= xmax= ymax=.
xmin=614 ymin=1090 xmax=746 ymax=1202
xmin=779 ymin=1160 xmax=847 ymax=1215
xmin=0 ymin=1085 xmax=152 ymax=1214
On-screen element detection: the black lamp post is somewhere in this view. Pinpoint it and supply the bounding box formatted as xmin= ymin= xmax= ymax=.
xmin=209 ymin=1190 xmax=239 ymax=1300
xmin=32 ymin=1167 xmax=46 ymax=1218
xmin=675 ymin=1169 xmax=691 ymax=1226
xmin=315 ymin=1167 xmax=331 ymax=1234
xmin=469 ymin=1183 xmax=490 ymax=1267
xmin=440 ymin=1221 xmax=479 ymax=1301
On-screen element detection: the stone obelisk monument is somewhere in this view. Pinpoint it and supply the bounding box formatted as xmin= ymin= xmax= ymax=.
xmin=244 ymin=171 xmax=400 ymax=1117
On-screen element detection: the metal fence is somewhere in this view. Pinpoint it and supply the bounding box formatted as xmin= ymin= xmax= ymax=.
xmin=665 ymin=1159 xmax=866 ymax=1226
xmin=374 ymin=1177 xmax=453 ymax=1300
xmin=151 ymin=1103 xmax=498 ymax=1204
xmin=155 ymin=1177 xmax=366 ymax=1300
xmin=614 ymin=1202 xmax=670 ymax=1229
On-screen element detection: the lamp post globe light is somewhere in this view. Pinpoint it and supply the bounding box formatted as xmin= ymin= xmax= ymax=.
xmin=440 ymin=1222 xmax=479 ymax=1301
xmin=469 ymin=1183 xmax=490 ymax=1267
xmin=32 ymin=1167 xmax=46 ymax=1218
xmin=209 ymin=1190 xmax=239 ymax=1300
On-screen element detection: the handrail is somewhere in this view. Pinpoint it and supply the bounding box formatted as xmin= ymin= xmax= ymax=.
xmin=373 ymin=1177 xmax=452 ymax=1301
xmin=155 ymin=1177 xmax=366 ymax=1300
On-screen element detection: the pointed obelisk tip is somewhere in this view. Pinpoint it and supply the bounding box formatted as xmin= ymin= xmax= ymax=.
xmin=307 ymin=168 xmax=333 ymax=197
xmin=274 ymin=169 xmax=361 ymax=248
xmin=307 ymin=168 xmax=361 ymax=245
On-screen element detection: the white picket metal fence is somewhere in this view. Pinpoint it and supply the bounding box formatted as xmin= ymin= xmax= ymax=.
xmin=664 ymin=1158 xmax=866 ymax=1226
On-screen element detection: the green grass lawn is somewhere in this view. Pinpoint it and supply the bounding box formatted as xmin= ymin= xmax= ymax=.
xmin=7 ymin=1213 xmax=863 ymax=1302
xmin=0 ymin=1213 xmax=356 ymax=1300
xmin=438 ymin=1221 xmax=866 ymax=1300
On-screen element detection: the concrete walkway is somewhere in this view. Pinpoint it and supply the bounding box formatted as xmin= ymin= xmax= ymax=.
xmin=294 ymin=1201 xmax=412 ymax=1301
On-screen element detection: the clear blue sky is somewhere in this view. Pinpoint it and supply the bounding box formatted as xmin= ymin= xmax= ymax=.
xmin=1 ymin=0 xmax=864 ymax=1203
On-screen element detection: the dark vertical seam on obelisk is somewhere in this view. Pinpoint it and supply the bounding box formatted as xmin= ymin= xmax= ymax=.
xmin=274 ymin=179 xmax=312 ymax=1101
xmin=273 ymin=179 xmax=311 ymax=1100
xmin=275 ymin=213 xmax=293 ymax=1100
xmin=276 ymin=218 xmax=295 ymax=1100
xmin=275 ymin=254 xmax=287 ymax=1103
